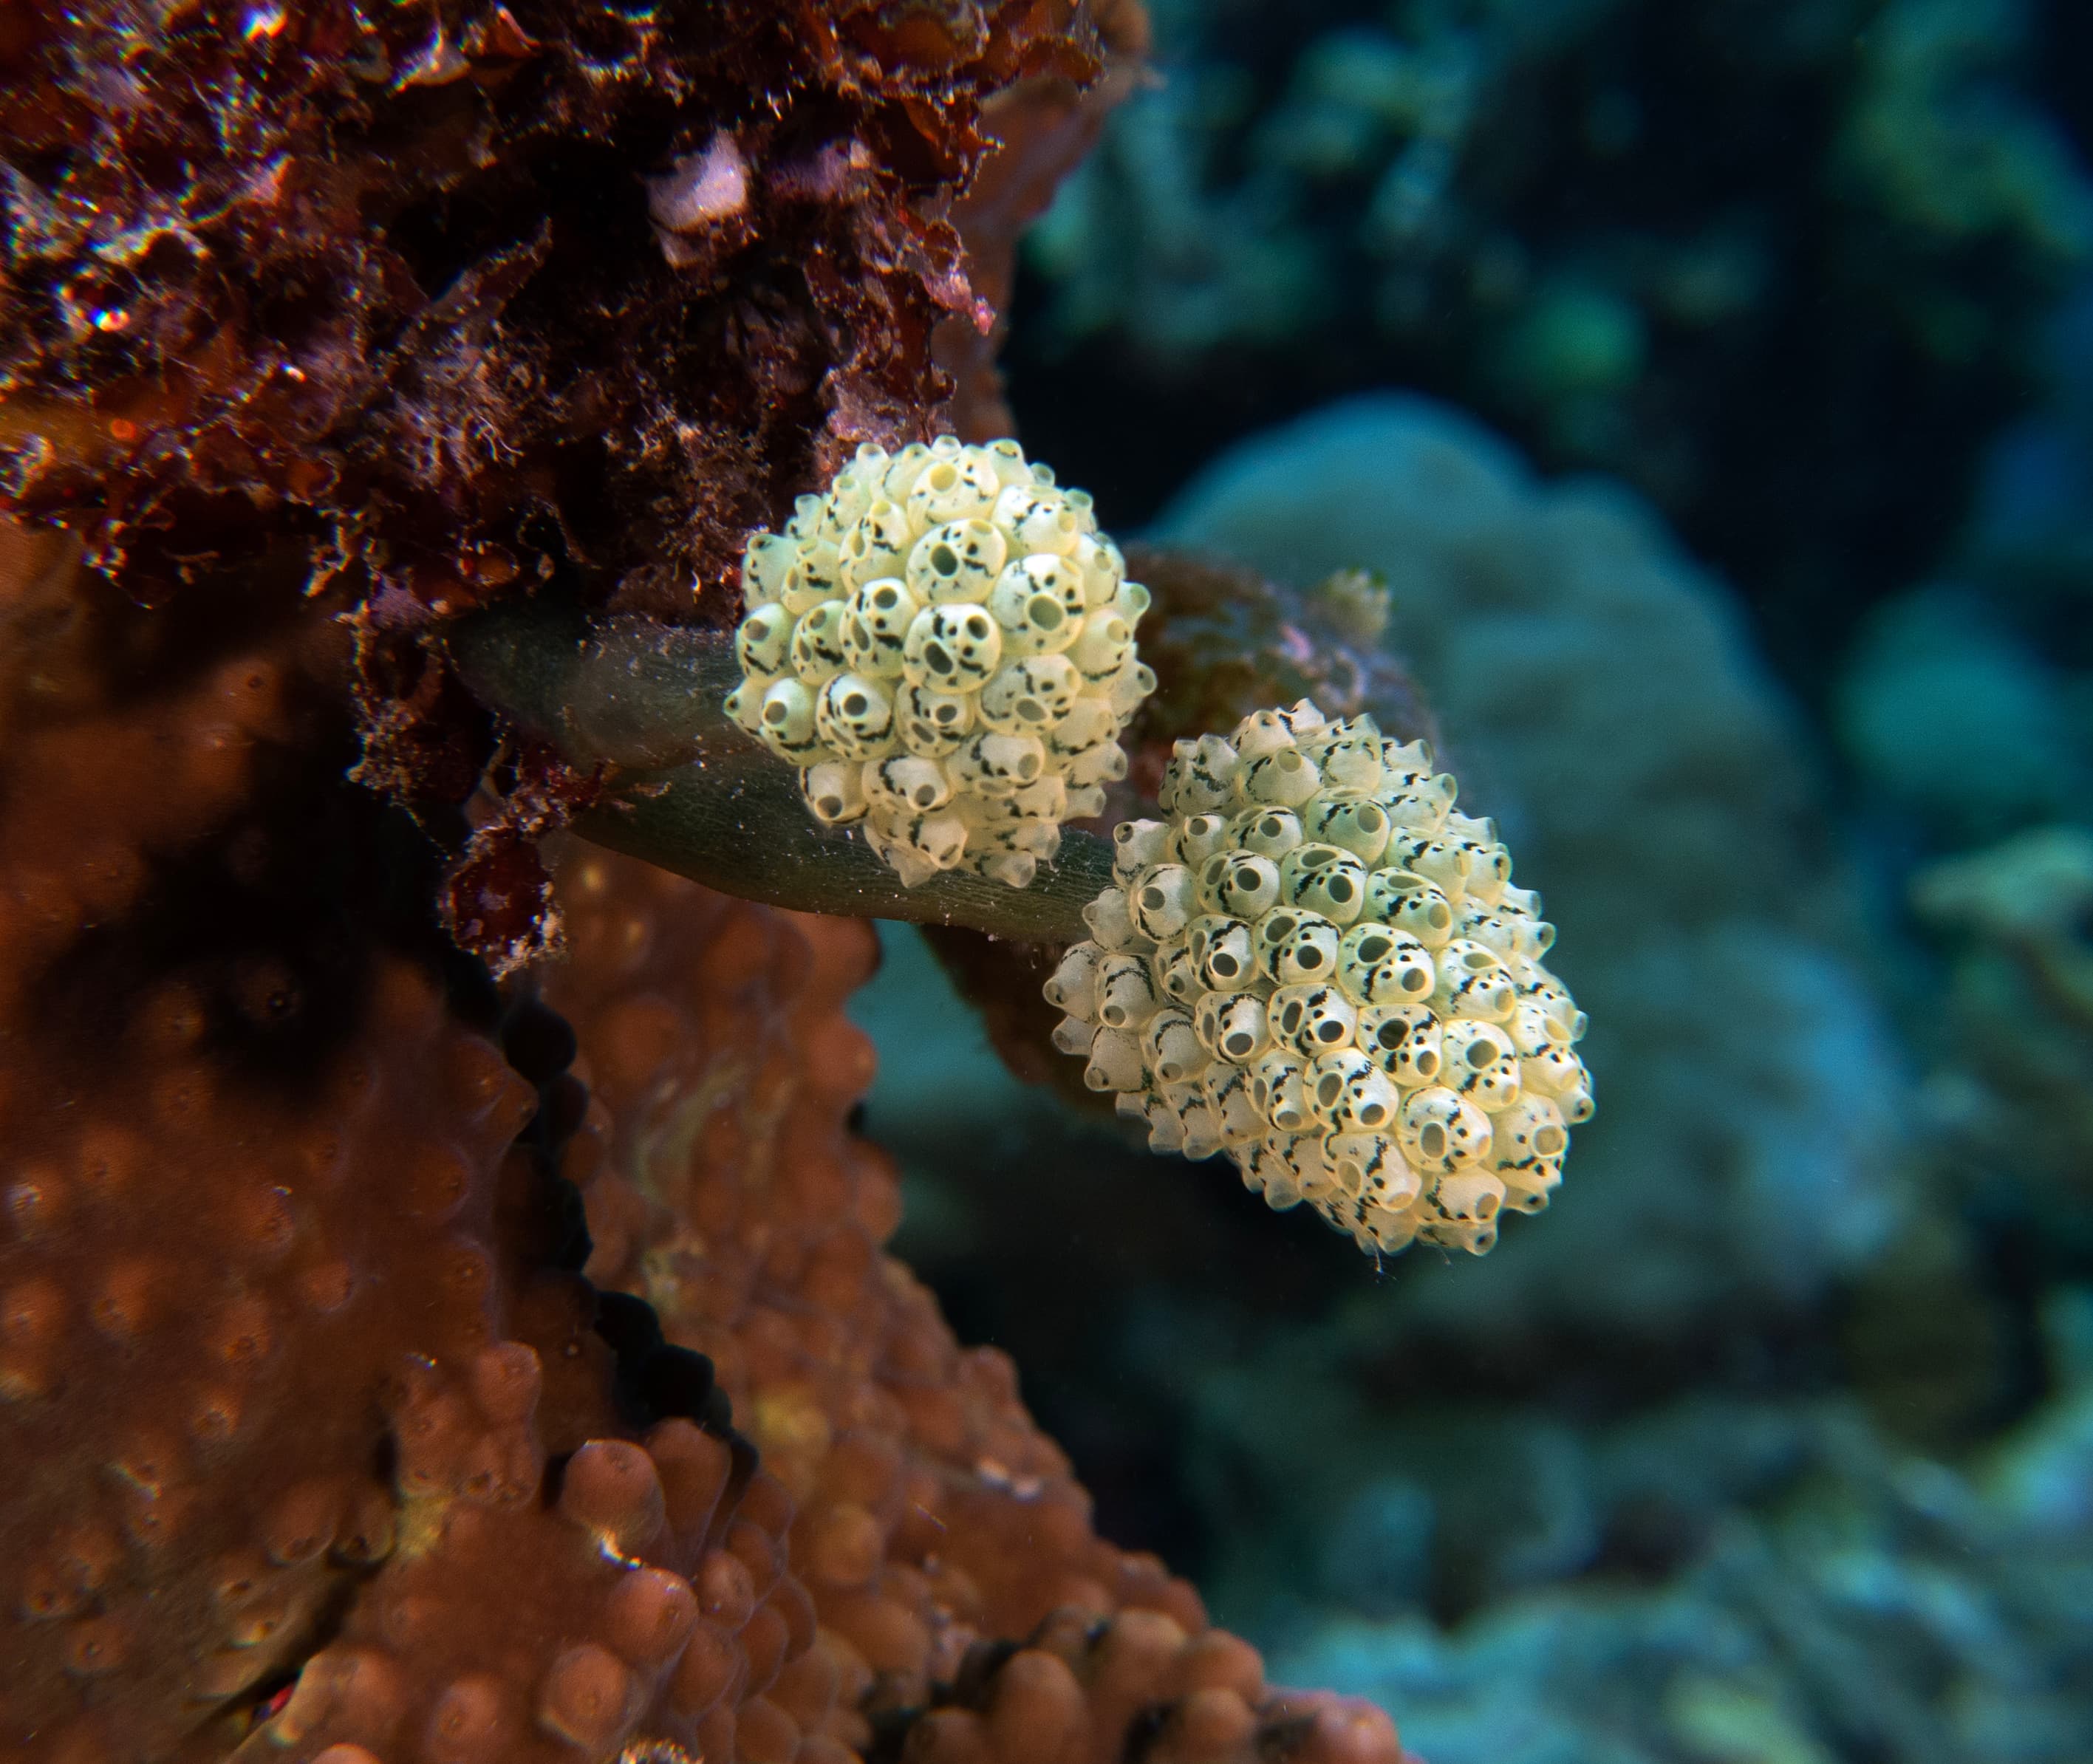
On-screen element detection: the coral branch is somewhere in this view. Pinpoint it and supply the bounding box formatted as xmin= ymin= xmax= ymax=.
xmin=446 ymin=602 xmax=1110 ymax=938
xmin=544 ymin=847 xmax=1406 ymax=1764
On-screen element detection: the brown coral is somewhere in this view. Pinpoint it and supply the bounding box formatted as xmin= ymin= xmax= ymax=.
xmin=938 ymin=0 xmax=1153 ymax=440
xmin=0 ymin=587 xmax=785 ymax=1761
xmin=0 ymin=522 xmax=1407 ymax=1763
xmin=544 ymin=848 xmax=1407 ymax=1764
xmin=3 ymin=3 xmax=1418 ymax=1756
xmin=0 ymin=0 xmax=1107 ymax=612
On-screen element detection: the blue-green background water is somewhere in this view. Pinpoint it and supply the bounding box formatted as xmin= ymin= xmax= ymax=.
xmin=857 ymin=3 xmax=2093 ymax=1758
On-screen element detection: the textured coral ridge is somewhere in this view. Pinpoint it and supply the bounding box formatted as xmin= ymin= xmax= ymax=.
xmin=546 ymin=852 xmax=1409 ymax=1764
xmin=1045 ymin=701 xmax=1594 ymax=1257
xmin=0 ymin=614 xmax=799 ymax=1761
xmin=724 ymin=436 xmax=1154 ymax=888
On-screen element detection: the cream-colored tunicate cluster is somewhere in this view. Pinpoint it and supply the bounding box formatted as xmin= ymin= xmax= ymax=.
xmin=1044 ymin=701 xmax=1594 ymax=1257
xmin=724 ymin=437 xmax=1155 ymax=889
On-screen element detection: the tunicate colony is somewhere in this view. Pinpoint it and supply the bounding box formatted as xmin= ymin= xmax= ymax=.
xmin=727 ymin=437 xmax=1593 ymax=1259
xmin=1045 ymin=702 xmax=1593 ymax=1257
xmin=726 ymin=437 xmax=1155 ymax=889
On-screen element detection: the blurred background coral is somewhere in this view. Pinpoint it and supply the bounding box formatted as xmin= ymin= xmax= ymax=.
xmin=860 ymin=3 xmax=2093 ymax=1759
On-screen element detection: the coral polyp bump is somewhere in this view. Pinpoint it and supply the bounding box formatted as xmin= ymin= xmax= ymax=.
xmin=1046 ymin=701 xmax=1593 ymax=1257
xmin=725 ymin=437 xmax=1154 ymax=889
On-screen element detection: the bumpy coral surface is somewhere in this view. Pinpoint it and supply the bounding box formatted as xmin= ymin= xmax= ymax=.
xmin=544 ymin=849 xmax=1408 ymax=1764
xmin=725 ymin=437 xmax=1154 ymax=887
xmin=1045 ymin=701 xmax=1591 ymax=1257
xmin=0 ymin=595 xmax=803 ymax=1760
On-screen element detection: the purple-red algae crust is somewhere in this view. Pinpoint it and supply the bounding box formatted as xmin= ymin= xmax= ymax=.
xmin=0 ymin=0 xmax=1113 ymax=968
xmin=0 ymin=0 xmax=1106 ymax=615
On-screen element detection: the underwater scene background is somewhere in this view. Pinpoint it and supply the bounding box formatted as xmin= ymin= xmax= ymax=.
xmin=857 ymin=2 xmax=2093 ymax=1759
xmin=2 ymin=0 xmax=2091 ymax=1758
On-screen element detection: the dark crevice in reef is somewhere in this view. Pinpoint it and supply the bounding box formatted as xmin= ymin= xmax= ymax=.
xmin=498 ymin=990 xmax=742 ymax=1443
xmin=27 ymin=719 xmax=460 ymax=1101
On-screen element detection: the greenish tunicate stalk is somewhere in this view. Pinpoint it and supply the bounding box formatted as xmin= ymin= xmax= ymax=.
xmin=445 ymin=598 xmax=1110 ymax=940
